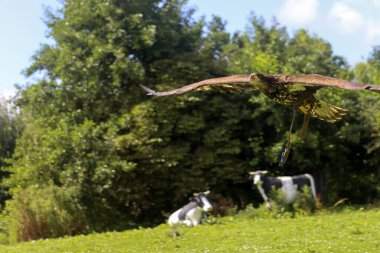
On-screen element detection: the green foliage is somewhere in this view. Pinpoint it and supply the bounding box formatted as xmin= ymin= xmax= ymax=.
xmin=235 ymin=186 xmax=317 ymax=220
xmin=0 ymin=99 xmax=22 ymax=166
xmin=284 ymin=29 xmax=349 ymax=76
xmin=4 ymin=185 xmax=86 ymax=243
xmin=354 ymin=46 xmax=380 ymax=84
xmin=9 ymin=0 xmax=235 ymax=232
xmin=0 ymin=98 xmax=23 ymax=207
xmin=293 ymin=186 xmax=317 ymax=214
xmin=225 ymin=16 xmax=287 ymax=74
xmin=225 ymin=17 xmax=350 ymax=76
xmin=6 ymin=118 xmax=138 ymax=231
xmin=222 ymin=14 xmax=380 ymax=206
xmin=267 ymin=186 xmax=316 ymax=217
xmin=0 ymin=209 xmax=379 ymax=252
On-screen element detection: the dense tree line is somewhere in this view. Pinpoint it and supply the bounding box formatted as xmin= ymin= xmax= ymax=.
xmin=0 ymin=98 xmax=22 ymax=207
xmin=0 ymin=0 xmax=378 ymax=240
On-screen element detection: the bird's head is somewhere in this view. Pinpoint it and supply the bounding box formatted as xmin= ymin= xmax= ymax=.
xmin=249 ymin=73 xmax=267 ymax=90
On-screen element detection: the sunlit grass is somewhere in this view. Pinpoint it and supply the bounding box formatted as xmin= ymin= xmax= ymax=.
xmin=1 ymin=208 xmax=379 ymax=253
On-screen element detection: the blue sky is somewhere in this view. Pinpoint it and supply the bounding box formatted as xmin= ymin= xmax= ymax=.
xmin=2 ymin=0 xmax=380 ymax=97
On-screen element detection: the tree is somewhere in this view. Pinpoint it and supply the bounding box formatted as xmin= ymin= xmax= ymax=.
xmin=0 ymin=97 xmax=22 ymax=207
xmin=7 ymin=0 xmax=235 ymax=231
xmin=223 ymin=16 xmax=379 ymax=205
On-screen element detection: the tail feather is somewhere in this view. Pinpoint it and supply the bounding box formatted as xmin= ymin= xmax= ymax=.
xmin=299 ymin=114 xmax=310 ymax=139
xmin=317 ymin=105 xmax=337 ymax=122
xmin=298 ymin=100 xmax=347 ymax=122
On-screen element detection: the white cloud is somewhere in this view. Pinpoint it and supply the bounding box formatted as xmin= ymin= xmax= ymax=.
xmin=326 ymin=1 xmax=380 ymax=45
xmin=328 ymin=2 xmax=364 ymax=33
xmin=366 ymin=22 xmax=380 ymax=44
xmin=372 ymin=0 xmax=380 ymax=8
xmin=277 ymin=0 xmax=319 ymax=25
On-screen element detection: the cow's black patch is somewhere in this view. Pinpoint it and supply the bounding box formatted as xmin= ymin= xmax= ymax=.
xmin=262 ymin=176 xmax=283 ymax=194
xmin=178 ymin=201 xmax=198 ymax=220
xmin=291 ymin=175 xmax=311 ymax=189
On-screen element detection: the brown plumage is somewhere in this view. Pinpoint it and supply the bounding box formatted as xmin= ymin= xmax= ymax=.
xmin=140 ymin=73 xmax=380 ymax=123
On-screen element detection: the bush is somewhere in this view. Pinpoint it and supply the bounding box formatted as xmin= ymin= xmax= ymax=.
xmin=4 ymin=185 xmax=87 ymax=243
xmin=293 ymin=185 xmax=318 ymax=214
xmin=210 ymin=194 xmax=237 ymax=217
xmin=268 ymin=185 xmax=316 ymax=217
xmin=235 ymin=186 xmax=317 ymax=219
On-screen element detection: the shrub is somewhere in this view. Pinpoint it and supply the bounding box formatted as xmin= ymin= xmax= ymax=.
xmin=267 ymin=185 xmax=316 ymax=217
xmin=4 ymin=184 xmax=87 ymax=243
xmin=210 ymin=194 xmax=237 ymax=217
xmin=236 ymin=186 xmax=317 ymax=219
xmin=293 ymin=185 xmax=317 ymax=215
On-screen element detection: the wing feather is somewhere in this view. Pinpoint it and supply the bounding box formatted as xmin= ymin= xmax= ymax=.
xmin=280 ymin=74 xmax=380 ymax=92
xmin=140 ymin=74 xmax=252 ymax=96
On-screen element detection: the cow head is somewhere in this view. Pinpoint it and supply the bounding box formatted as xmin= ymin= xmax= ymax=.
xmin=193 ymin=191 xmax=212 ymax=212
xmin=249 ymin=170 xmax=268 ymax=186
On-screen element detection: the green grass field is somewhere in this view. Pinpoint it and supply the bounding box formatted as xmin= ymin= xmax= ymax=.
xmin=1 ymin=208 xmax=379 ymax=253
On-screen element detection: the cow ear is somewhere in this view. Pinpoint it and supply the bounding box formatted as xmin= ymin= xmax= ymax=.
xmin=204 ymin=191 xmax=210 ymax=195
xmin=248 ymin=172 xmax=256 ymax=176
xmin=262 ymin=170 xmax=268 ymax=174
xmin=193 ymin=192 xmax=199 ymax=197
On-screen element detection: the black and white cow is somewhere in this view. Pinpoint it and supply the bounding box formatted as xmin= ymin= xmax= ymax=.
xmin=249 ymin=171 xmax=317 ymax=208
xmin=168 ymin=191 xmax=213 ymax=227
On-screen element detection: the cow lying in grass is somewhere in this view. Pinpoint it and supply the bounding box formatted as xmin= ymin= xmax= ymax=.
xmin=249 ymin=170 xmax=317 ymax=209
xmin=168 ymin=191 xmax=212 ymax=227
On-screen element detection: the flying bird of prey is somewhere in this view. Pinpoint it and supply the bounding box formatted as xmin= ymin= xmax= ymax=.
xmin=141 ymin=73 xmax=380 ymax=123
xmin=140 ymin=73 xmax=380 ymax=164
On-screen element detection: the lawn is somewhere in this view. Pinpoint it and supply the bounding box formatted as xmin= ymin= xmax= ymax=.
xmin=1 ymin=208 xmax=379 ymax=253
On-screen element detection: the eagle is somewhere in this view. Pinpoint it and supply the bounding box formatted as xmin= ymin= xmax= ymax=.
xmin=140 ymin=73 xmax=380 ymax=164
xmin=141 ymin=73 xmax=380 ymax=122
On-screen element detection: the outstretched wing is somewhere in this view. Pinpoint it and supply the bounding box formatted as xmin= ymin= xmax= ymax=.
xmin=140 ymin=74 xmax=254 ymax=96
xmin=278 ymin=74 xmax=380 ymax=93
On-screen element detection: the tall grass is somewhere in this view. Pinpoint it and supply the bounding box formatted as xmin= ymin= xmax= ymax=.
xmin=3 ymin=185 xmax=87 ymax=243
